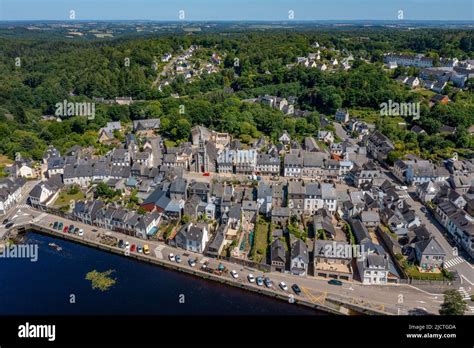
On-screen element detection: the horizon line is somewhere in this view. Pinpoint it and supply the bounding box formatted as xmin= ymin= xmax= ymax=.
xmin=1 ymin=19 xmax=473 ymax=23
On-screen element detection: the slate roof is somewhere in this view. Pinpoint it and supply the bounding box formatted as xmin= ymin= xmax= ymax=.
xmin=415 ymin=238 xmax=445 ymax=256
xmin=271 ymin=239 xmax=286 ymax=263
xmin=291 ymin=239 xmax=309 ymax=263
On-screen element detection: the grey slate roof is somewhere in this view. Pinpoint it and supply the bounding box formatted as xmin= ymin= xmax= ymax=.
xmin=291 ymin=239 xmax=309 ymax=263
xmin=271 ymin=239 xmax=286 ymax=263
xmin=415 ymin=238 xmax=445 ymax=256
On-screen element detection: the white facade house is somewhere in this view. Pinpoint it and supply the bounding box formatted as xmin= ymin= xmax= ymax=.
xmin=384 ymin=54 xmax=433 ymax=68
xmin=358 ymin=253 xmax=389 ymax=285
xmin=29 ymin=183 xmax=59 ymax=207
xmin=175 ymin=222 xmax=209 ymax=254
xmin=18 ymin=164 xmax=35 ymax=178
xmin=0 ymin=178 xmax=24 ymax=215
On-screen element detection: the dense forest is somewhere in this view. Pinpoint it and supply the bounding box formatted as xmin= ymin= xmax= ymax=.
xmin=0 ymin=27 xmax=473 ymax=164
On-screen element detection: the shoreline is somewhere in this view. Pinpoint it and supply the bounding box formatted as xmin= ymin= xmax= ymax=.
xmin=7 ymin=220 xmax=388 ymax=316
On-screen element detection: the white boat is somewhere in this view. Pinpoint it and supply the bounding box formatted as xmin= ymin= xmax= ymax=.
xmin=48 ymin=243 xmax=62 ymax=251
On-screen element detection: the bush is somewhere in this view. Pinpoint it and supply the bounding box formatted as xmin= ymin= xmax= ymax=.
xmin=68 ymin=185 xmax=80 ymax=195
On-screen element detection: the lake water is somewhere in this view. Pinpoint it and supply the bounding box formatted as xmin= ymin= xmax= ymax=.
xmin=0 ymin=232 xmax=322 ymax=315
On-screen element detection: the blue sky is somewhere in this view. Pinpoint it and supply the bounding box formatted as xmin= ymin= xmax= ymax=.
xmin=0 ymin=0 xmax=472 ymax=21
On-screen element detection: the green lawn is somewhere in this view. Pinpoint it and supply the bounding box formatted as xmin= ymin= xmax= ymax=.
xmin=251 ymin=219 xmax=270 ymax=263
xmin=349 ymin=107 xmax=404 ymax=126
xmin=404 ymin=265 xmax=446 ymax=281
xmin=412 ymin=88 xmax=436 ymax=99
xmin=53 ymin=190 xmax=86 ymax=208
xmin=164 ymin=140 xmax=177 ymax=148
xmin=0 ymin=154 xmax=13 ymax=166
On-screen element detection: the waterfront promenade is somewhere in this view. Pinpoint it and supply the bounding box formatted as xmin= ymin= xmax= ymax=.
xmin=1 ymin=206 xmax=445 ymax=315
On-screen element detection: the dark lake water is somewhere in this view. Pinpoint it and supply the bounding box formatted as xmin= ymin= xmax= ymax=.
xmin=0 ymin=232 xmax=322 ymax=315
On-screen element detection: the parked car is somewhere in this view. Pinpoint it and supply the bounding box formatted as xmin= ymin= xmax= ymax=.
xmin=328 ymin=279 xmax=343 ymax=286
xmin=137 ymin=246 xmax=143 ymax=253
xmin=168 ymin=253 xmax=175 ymax=262
xmin=130 ymin=244 xmax=136 ymax=252
xmin=125 ymin=241 xmax=130 ymax=249
xmin=118 ymin=240 xmax=124 ymax=248
xmin=203 ymin=172 xmax=210 ymax=176
xmin=73 ymin=227 xmax=79 ymax=234
xmin=256 ymin=277 xmax=264 ymax=286
xmin=5 ymin=222 xmax=14 ymax=229
xmin=52 ymin=221 xmax=58 ymax=229
xmin=247 ymin=274 xmax=256 ymax=283
xmin=291 ymin=284 xmax=302 ymax=295
xmin=78 ymin=229 xmax=84 ymax=236
xmin=143 ymin=244 xmax=150 ymax=255
xmin=69 ymin=225 xmax=74 ymax=232
xmin=91 ymin=229 xmax=98 ymax=233
xmin=279 ymin=282 xmax=289 ymax=291
xmin=188 ymin=258 xmax=197 ymax=267
xmin=2 ymin=219 xmax=8 ymax=225
xmin=230 ymin=270 xmax=239 ymax=279
xmin=63 ymin=226 xmax=69 ymax=233
xmin=175 ymin=255 xmax=182 ymax=263
xmin=264 ymin=277 xmax=273 ymax=288
xmin=58 ymin=222 xmax=63 ymax=230
xmin=421 ymin=206 xmax=428 ymax=213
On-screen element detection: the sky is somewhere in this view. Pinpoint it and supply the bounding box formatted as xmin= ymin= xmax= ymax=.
xmin=0 ymin=0 xmax=472 ymax=21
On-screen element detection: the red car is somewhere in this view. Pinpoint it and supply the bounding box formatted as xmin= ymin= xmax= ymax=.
xmin=131 ymin=244 xmax=136 ymax=252
xmin=63 ymin=226 xmax=69 ymax=233
xmin=203 ymin=172 xmax=210 ymax=177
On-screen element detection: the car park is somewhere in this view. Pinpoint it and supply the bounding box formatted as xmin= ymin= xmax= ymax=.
xmin=328 ymin=279 xmax=343 ymax=286
xmin=279 ymin=282 xmax=288 ymax=291
xmin=247 ymin=274 xmax=255 ymax=283
xmin=175 ymin=255 xmax=182 ymax=263
xmin=291 ymin=284 xmax=302 ymax=295
xmin=256 ymin=277 xmax=264 ymax=286
xmin=168 ymin=253 xmax=175 ymax=262
xmin=264 ymin=277 xmax=273 ymax=288
xmin=230 ymin=270 xmax=239 ymax=279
